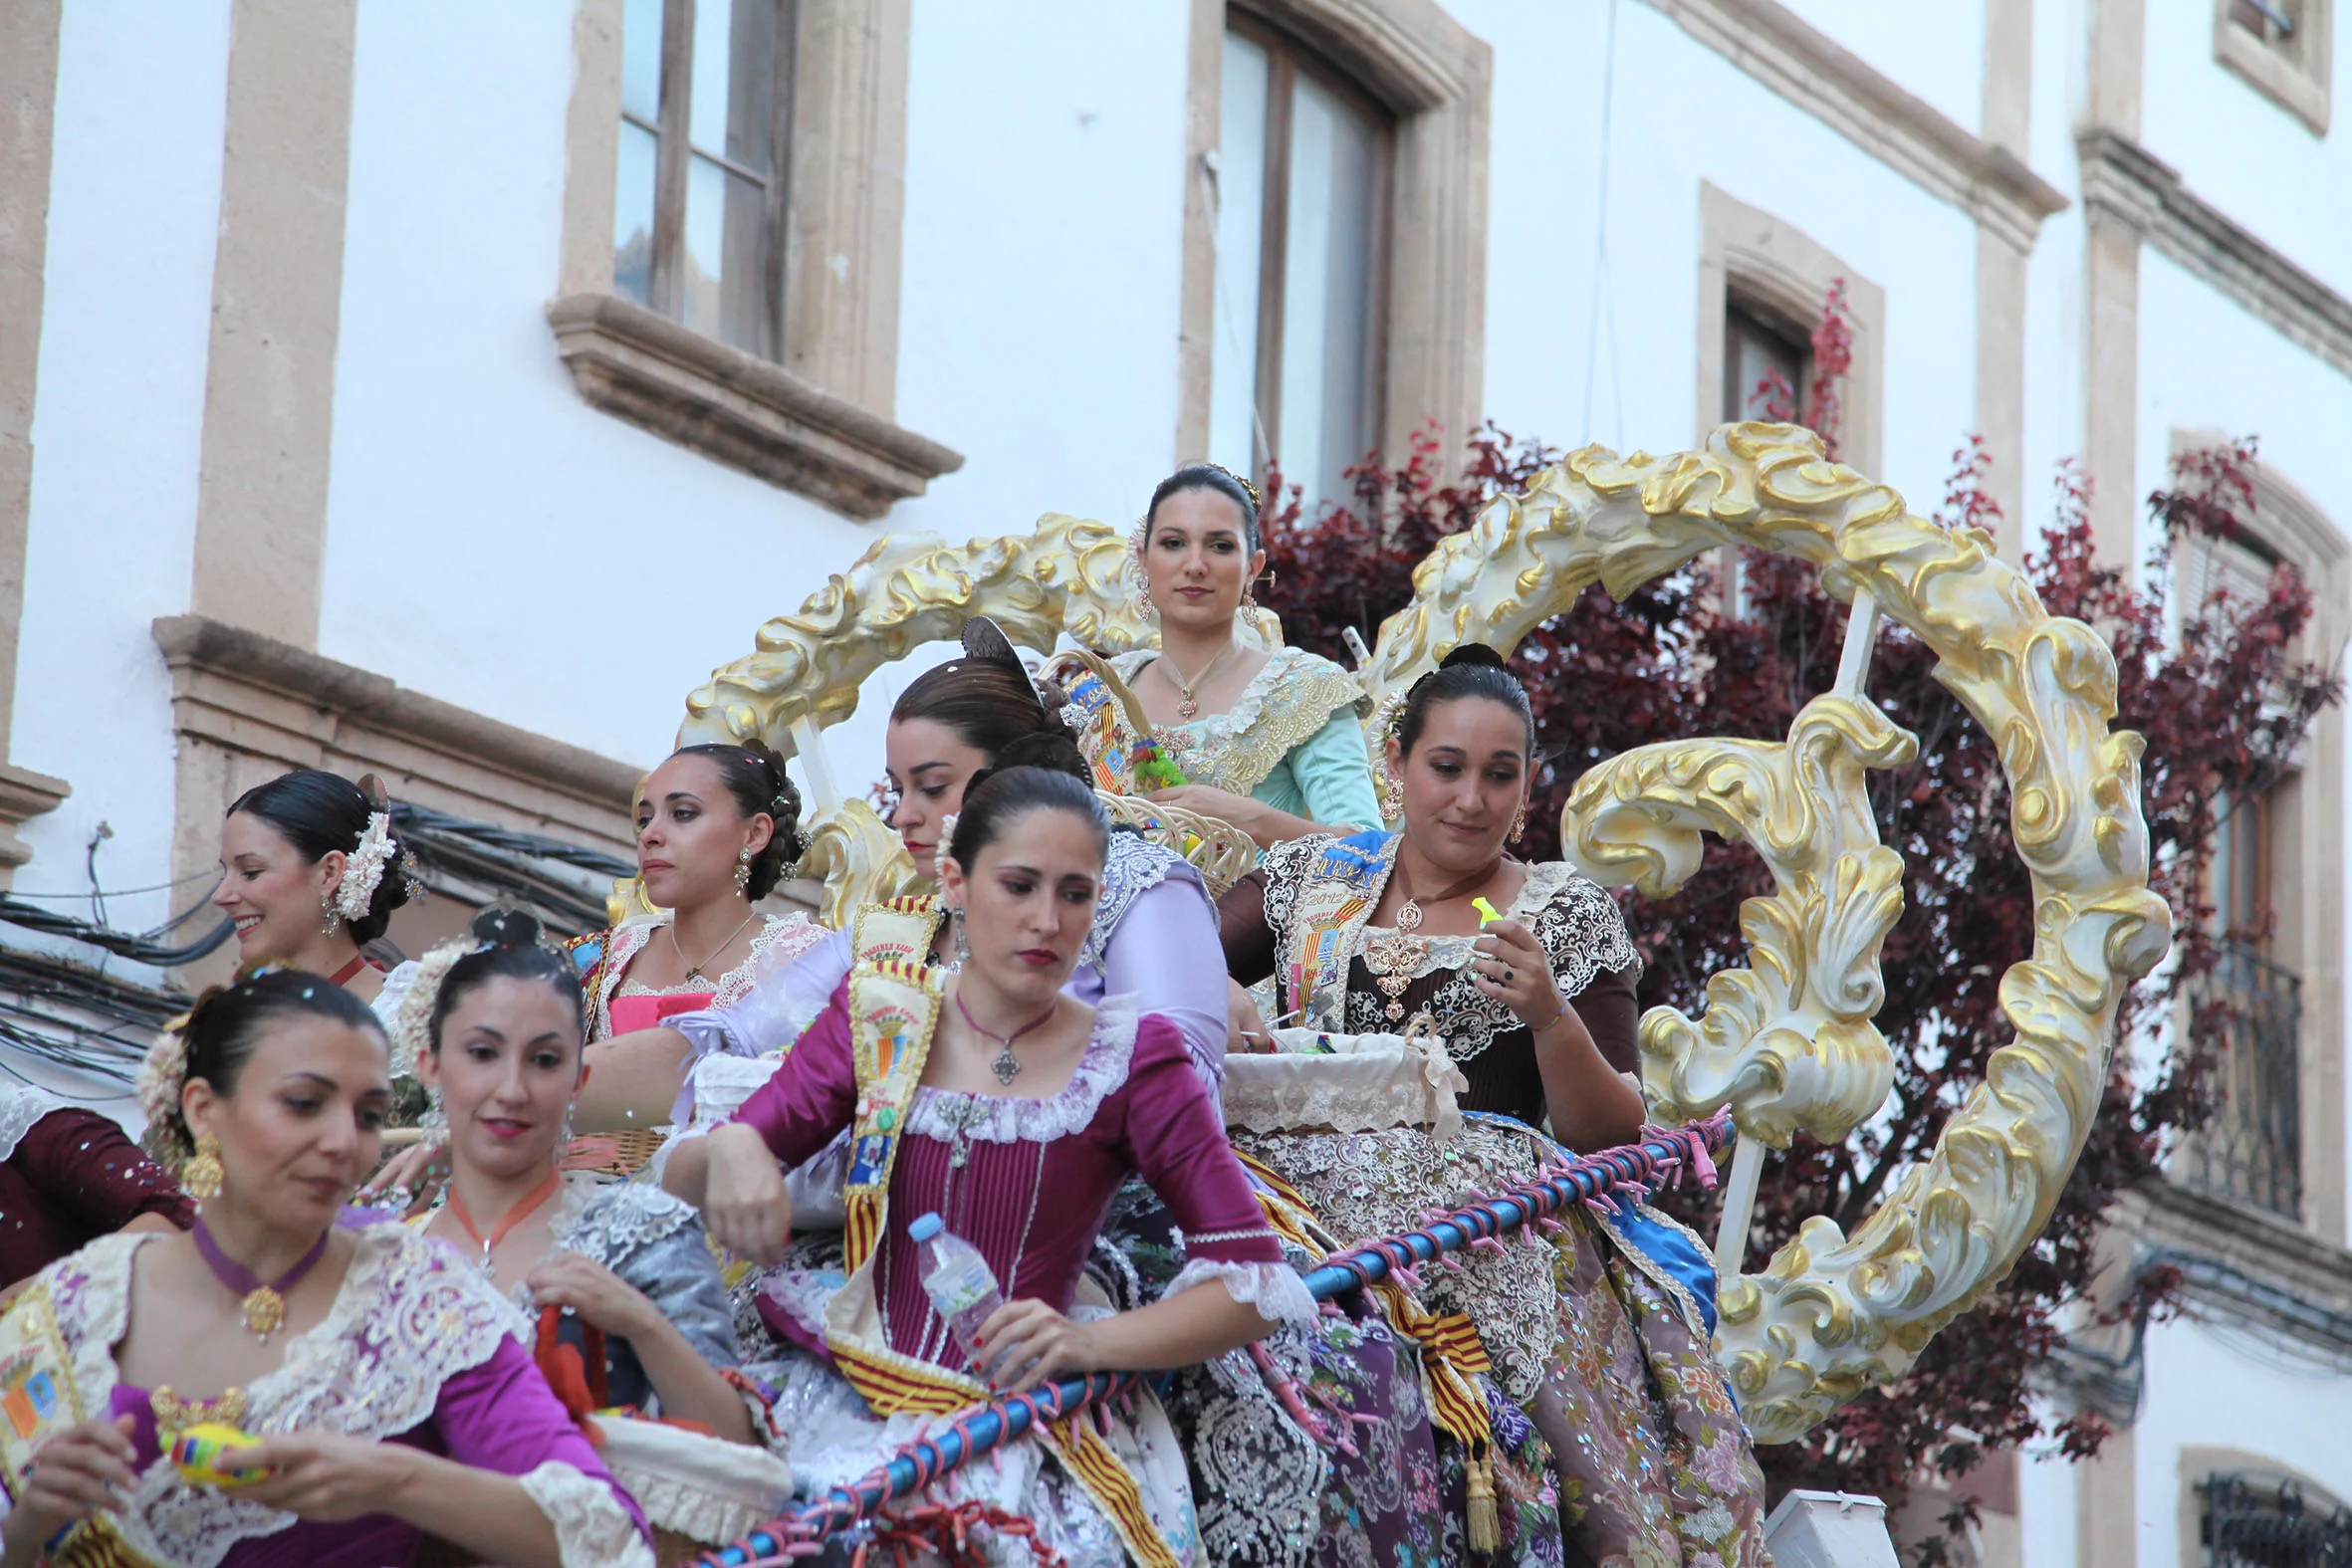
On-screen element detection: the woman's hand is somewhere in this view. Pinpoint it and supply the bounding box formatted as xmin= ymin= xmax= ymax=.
xmin=235 ymin=1433 xmax=422 ymax=1522
xmin=1146 ymin=784 xmax=1269 ymax=839
xmin=357 ymin=1137 xmax=448 ymax=1211
xmin=699 ymin=1123 xmax=795 ymax=1266
xmin=524 ymin=1250 xmax=657 ymax=1341
xmin=970 ymin=1300 xmax=1097 ymax=1393
xmin=1469 ymin=919 xmax=1567 ymax=1031
xmin=1226 ymin=981 xmax=1274 ymax=1055
xmin=9 ymin=1416 xmax=136 ymax=1545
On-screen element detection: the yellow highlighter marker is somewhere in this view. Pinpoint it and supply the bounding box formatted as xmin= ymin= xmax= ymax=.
xmin=1472 ymin=896 xmax=1503 ymax=927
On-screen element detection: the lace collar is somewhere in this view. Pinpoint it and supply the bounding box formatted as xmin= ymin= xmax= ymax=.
xmin=1079 ymin=832 xmax=1196 ymax=975
xmin=42 ymin=1225 xmax=515 ymax=1568
xmin=593 ymin=912 xmax=825 ymax=1036
xmin=1360 ymin=861 xmax=1583 ymax=979
xmin=1110 ymin=645 xmax=1361 ymax=795
xmin=904 ymin=996 xmax=1143 ymax=1146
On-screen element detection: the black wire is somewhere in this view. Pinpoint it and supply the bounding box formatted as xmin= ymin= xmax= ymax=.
xmin=0 ymin=897 xmax=235 ymax=966
xmin=389 ymin=803 xmax=634 ymax=879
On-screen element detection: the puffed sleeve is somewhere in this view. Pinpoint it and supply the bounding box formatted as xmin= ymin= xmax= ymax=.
xmin=1098 ymin=868 xmax=1228 ymax=1086
xmin=726 ymin=981 xmax=859 ymax=1167
xmin=432 ymin=1334 xmax=654 ymax=1566
xmin=13 ymin=1109 xmax=192 ymax=1233
xmin=1116 ymin=1015 xmax=1314 ymax=1325
xmin=586 ymin=1187 xmax=740 ymax=1374
xmin=1279 ymin=706 xmax=1383 ymax=830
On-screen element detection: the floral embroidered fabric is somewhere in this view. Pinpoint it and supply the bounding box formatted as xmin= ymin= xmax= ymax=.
xmin=1110 ymin=645 xmax=1362 ymax=797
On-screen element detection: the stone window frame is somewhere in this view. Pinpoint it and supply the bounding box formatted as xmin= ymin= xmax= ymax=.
xmin=2214 ymin=0 xmax=2333 ymax=135
xmin=1695 ymin=182 xmax=1885 ymax=479
xmin=2170 ymin=430 xmax=2351 ymax=1242
xmin=552 ymin=0 xmax=962 ymax=521
xmin=2178 ymin=1447 xmax=2352 ymax=1568
xmin=1174 ymin=0 xmax=1492 ymax=483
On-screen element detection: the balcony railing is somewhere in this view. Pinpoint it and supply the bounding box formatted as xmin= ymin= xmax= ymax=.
xmin=2178 ymin=942 xmax=2304 ymax=1221
xmin=2202 ymin=1474 xmax=2352 ymax=1567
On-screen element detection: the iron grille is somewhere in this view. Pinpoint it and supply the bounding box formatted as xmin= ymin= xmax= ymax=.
xmin=2204 ymin=1475 xmax=2352 ymax=1567
xmin=2180 ymin=941 xmax=2304 ymax=1219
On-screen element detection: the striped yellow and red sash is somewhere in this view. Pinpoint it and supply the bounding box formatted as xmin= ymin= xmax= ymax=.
xmin=849 ymin=897 xmax=944 ymax=972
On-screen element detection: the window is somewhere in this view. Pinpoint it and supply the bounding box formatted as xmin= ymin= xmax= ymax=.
xmin=2200 ymin=1472 xmax=2352 ymax=1566
xmin=614 ymin=0 xmax=794 ymax=359
xmin=1722 ymin=300 xmax=1809 ymax=426
xmin=2214 ymin=0 xmax=2332 ymax=134
xmin=1211 ymin=17 xmax=1391 ymax=511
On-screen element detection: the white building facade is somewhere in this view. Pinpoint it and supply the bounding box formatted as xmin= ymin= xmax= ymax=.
xmin=2 ymin=2 xmax=2347 ymax=1562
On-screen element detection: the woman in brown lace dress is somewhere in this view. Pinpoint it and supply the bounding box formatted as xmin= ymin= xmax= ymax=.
xmin=1220 ymin=646 xmax=1769 ymax=1568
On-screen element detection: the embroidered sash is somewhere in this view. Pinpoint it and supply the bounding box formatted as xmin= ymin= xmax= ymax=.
xmin=848 ymin=897 xmax=945 ymax=972
xmin=0 ymin=1285 xmax=158 ymax=1568
xmin=1274 ymin=830 xmax=1401 ymax=1027
xmin=1044 ymin=650 xmax=1182 ymax=794
xmin=820 ymin=962 xmax=1182 ymax=1568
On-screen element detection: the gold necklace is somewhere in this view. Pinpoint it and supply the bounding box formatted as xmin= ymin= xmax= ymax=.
xmin=1160 ymin=640 xmax=1240 ymax=722
xmin=1361 ymin=861 xmax=1497 ymax=1021
xmin=669 ymin=911 xmax=758 ymax=985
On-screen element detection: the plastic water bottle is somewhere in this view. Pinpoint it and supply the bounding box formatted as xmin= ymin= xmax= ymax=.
xmin=908 ymin=1211 xmax=1005 ymax=1364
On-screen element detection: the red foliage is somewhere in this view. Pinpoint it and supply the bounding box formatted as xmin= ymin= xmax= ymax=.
xmin=1255 ymin=337 xmax=2339 ymax=1527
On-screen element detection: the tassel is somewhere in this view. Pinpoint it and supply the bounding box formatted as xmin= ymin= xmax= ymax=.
xmin=1467 ymin=1448 xmax=1501 ymax=1554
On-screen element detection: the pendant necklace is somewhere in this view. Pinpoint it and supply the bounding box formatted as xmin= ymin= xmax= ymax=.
xmin=1362 ymin=861 xmax=1498 ymax=1021
xmin=447 ymin=1166 xmax=564 ymax=1280
xmin=191 ymin=1217 xmax=333 ymax=1343
xmin=1161 ymin=640 xmax=1240 ymax=723
xmin=953 ymin=989 xmax=1060 ymax=1086
xmin=671 ymin=912 xmax=758 ymax=986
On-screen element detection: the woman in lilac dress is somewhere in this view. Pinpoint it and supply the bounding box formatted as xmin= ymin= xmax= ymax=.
xmin=0 ymin=970 xmax=650 ymax=1568
xmin=665 ymin=765 xmax=1308 ymax=1565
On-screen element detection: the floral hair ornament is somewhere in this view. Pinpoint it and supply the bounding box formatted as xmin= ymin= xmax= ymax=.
xmin=332 ymin=774 xmax=411 ymax=922
xmin=1369 ymin=688 xmax=1410 ymax=827
xmin=1203 ymin=461 xmax=1263 ymax=515
xmin=137 ymin=965 xmax=295 ymax=1165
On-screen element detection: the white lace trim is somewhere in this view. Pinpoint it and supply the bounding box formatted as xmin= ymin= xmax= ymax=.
xmin=0 ymin=1083 xmax=60 ymax=1164
xmin=1355 ymin=859 xmax=1582 ymax=979
xmin=901 ymin=998 xmax=1141 ymax=1146
xmin=44 ymin=1226 xmax=518 ymax=1568
xmin=1165 ymin=1257 xmax=1318 ymax=1327
xmin=369 ymin=960 xmax=424 ymax=1075
xmin=611 ymin=914 xmax=826 ymax=1007
xmin=517 ymin=1457 xmax=656 ymax=1568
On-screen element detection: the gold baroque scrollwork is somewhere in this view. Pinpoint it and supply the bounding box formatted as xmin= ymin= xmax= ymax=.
xmin=1365 ymin=422 xmax=2172 ymax=1442
xmin=679 ymin=517 xmax=1155 ymax=758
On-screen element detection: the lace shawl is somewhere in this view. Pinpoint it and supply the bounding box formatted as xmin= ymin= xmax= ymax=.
xmin=538 ymin=1176 xmax=741 ymax=1380
xmin=35 ymin=1226 xmax=606 ymax=1568
xmin=0 ymin=1084 xmax=60 ymax=1165
xmin=1110 ymin=645 xmax=1364 ymax=796
xmin=588 ymin=913 xmax=825 ymax=1040
xmin=1262 ymin=837 xmax=1640 ymax=1064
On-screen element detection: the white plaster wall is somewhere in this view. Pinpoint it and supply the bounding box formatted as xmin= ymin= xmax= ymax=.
xmin=12 ymin=2 xmax=232 ymax=945
xmin=1465 ymin=0 xmax=1981 ymax=513
xmin=2141 ymin=0 xmax=2352 ymax=301
xmin=322 ymin=0 xmax=1195 ymax=790
xmin=2131 ymin=1312 xmax=2352 ymax=1563
xmin=1776 ymin=0 xmax=1989 ymax=136
xmin=2016 ymin=1430 xmax=2081 ymax=1568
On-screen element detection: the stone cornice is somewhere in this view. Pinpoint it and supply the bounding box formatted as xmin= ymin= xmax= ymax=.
xmin=2128 ymin=1180 xmax=2352 ymax=1329
xmin=152 ymin=614 xmax=638 ymax=838
xmin=547 ymin=292 xmax=964 ymax=523
xmin=1642 ymin=0 xmax=2069 ymax=253
xmin=2078 ymin=128 xmax=2352 ymax=379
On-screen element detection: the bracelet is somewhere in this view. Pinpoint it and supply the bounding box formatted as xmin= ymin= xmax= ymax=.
xmin=1525 ymin=1000 xmax=1567 ymax=1033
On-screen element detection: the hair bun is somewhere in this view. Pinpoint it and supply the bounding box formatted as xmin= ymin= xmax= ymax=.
xmin=1438 ymin=643 xmax=1509 ymax=672
xmin=993 ymin=730 xmax=1088 ymax=782
xmin=468 ymin=906 xmax=547 ymax=950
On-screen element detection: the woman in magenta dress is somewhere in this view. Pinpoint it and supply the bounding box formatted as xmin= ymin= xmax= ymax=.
xmin=665 ymin=764 xmax=1308 ymax=1565
xmin=0 ymin=1087 xmax=191 ymax=1291
xmin=0 ymin=970 xmax=651 ymax=1568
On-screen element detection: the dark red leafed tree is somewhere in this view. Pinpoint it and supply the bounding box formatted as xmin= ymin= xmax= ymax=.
xmin=1255 ymin=294 xmax=2340 ymax=1544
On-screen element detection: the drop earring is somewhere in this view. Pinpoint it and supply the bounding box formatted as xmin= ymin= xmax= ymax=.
xmin=320 ymin=896 xmax=341 ymax=936
xmin=734 ymin=846 xmax=754 ymax=895
xmin=184 ymin=1132 xmax=223 ymax=1204
xmin=949 ymin=906 xmax=971 ymax=969
xmin=1512 ymin=802 xmax=1529 ymax=844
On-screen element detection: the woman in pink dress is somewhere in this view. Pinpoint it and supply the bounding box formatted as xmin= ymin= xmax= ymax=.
xmin=664 ymin=765 xmax=1308 ymax=1565
xmin=0 ymin=969 xmax=650 ymax=1568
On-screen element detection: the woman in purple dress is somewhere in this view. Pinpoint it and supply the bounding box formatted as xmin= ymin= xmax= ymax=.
xmin=0 ymin=970 xmax=651 ymax=1568
xmin=665 ymin=764 xmax=1309 ymax=1565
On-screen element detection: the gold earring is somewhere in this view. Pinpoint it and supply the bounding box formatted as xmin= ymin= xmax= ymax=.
xmin=1375 ymin=767 xmax=1404 ymax=826
xmin=734 ymin=846 xmax=754 ymax=895
xmin=185 ymin=1132 xmax=223 ymax=1204
xmin=1512 ymin=803 xmax=1529 ymax=844
xmin=320 ymin=896 xmax=341 ymax=936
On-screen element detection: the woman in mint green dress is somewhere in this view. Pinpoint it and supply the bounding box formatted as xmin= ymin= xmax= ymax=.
xmin=1106 ymin=464 xmax=1381 ymax=848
